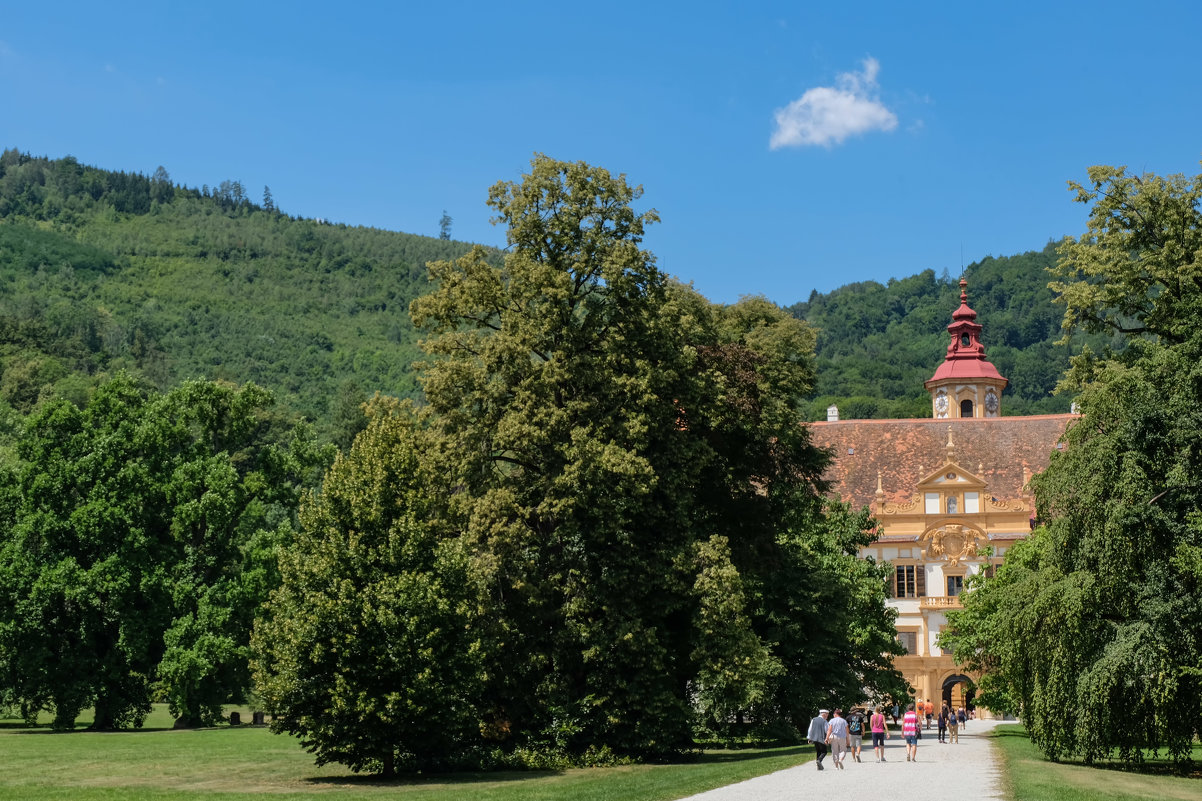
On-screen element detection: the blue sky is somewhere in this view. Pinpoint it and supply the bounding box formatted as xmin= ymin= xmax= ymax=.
xmin=3 ymin=1 xmax=1200 ymax=305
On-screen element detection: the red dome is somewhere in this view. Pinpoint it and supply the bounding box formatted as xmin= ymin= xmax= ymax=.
xmin=925 ymin=279 xmax=1007 ymax=388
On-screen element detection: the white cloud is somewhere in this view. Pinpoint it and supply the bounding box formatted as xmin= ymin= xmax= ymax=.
xmin=770 ymin=57 xmax=898 ymax=149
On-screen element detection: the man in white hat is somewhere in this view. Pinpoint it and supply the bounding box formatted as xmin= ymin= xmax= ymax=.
xmin=806 ymin=709 xmax=830 ymax=770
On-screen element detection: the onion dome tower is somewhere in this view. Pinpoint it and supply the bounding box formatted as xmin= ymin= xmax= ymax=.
xmin=924 ymin=279 xmax=1007 ymax=419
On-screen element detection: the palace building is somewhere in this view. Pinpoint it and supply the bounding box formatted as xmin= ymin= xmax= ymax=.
xmin=809 ymin=279 xmax=1077 ymax=713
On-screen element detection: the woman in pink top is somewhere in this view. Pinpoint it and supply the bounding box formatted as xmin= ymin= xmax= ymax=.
xmin=870 ymin=706 xmax=890 ymax=762
xmin=902 ymin=702 xmax=920 ymax=762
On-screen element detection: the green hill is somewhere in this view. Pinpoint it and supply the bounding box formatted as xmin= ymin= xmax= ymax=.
xmin=0 ymin=148 xmax=487 ymax=445
xmin=1 ymin=148 xmax=1105 ymax=439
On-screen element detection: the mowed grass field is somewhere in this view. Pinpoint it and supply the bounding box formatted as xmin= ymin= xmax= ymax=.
xmin=0 ymin=705 xmax=809 ymax=801
xmin=6 ymin=709 xmax=1201 ymax=800
xmin=992 ymin=724 xmax=1202 ymax=801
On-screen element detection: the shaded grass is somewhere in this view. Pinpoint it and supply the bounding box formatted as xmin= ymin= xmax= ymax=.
xmin=992 ymin=724 xmax=1202 ymax=801
xmin=0 ymin=705 xmax=809 ymax=800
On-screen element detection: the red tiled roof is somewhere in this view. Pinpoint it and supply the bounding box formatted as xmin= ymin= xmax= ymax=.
xmin=928 ymin=357 xmax=1006 ymax=383
xmin=808 ymin=415 xmax=1077 ymax=506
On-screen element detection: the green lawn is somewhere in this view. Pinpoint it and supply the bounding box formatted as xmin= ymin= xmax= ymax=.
xmin=0 ymin=706 xmax=808 ymax=801
xmin=992 ymin=724 xmax=1202 ymax=801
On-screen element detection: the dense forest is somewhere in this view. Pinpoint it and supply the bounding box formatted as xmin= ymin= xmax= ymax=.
xmin=2 ymin=149 xmax=1102 ymax=449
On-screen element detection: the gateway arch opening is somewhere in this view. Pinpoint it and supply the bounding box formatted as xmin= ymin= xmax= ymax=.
xmin=941 ymin=673 xmax=976 ymax=713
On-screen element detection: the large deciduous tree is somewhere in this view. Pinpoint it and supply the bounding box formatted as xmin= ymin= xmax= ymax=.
xmin=250 ymin=156 xmax=901 ymax=773
xmin=252 ymin=397 xmax=481 ymax=775
xmin=943 ymin=164 xmax=1202 ymax=763
xmin=412 ymin=155 xmax=697 ymax=754
xmin=409 ymin=155 xmax=900 ymax=757
xmin=0 ymin=374 xmax=325 ymax=729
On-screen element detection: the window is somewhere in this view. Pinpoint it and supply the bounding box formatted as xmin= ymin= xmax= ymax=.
xmin=946 ymin=575 xmax=964 ymax=596
xmin=894 ymin=565 xmax=925 ymax=598
xmin=965 ymin=492 xmax=979 ymax=514
xmin=960 ymin=399 xmax=974 ymax=417
xmin=946 ymin=496 xmax=958 ymax=514
xmin=925 ymin=493 xmax=940 ymax=514
xmin=897 ymin=631 xmax=918 ymax=654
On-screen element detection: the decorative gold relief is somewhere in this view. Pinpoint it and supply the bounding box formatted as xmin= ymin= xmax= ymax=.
xmin=920 ymin=523 xmax=985 ymax=566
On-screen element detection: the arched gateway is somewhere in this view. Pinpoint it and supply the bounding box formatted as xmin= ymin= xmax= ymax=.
xmin=941 ymin=673 xmax=975 ymax=711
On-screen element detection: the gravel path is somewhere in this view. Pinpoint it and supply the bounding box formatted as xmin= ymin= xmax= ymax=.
xmin=676 ymin=718 xmax=1006 ymax=801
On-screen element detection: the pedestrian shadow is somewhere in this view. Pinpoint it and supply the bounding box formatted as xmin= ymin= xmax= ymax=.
xmin=696 ymin=747 xmax=806 ymax=764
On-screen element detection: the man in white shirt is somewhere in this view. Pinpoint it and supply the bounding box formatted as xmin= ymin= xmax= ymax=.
xmin=825 ymin=708 xmax=851 ymax=769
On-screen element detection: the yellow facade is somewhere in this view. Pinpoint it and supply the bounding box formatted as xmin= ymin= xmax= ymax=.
xmin=861 ymin=428 xmax=1031 ymax=715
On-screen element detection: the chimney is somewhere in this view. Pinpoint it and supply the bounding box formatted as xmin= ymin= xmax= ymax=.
xmin=827 ymin=405 xmax=839 ymax=422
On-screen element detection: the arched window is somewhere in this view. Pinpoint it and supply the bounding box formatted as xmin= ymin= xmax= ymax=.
xmin=960 ymin=399 xmax=974 ymax=417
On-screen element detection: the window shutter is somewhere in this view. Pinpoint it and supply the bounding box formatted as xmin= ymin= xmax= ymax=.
xmin=916 ymin=566 xmax=926 ymax=597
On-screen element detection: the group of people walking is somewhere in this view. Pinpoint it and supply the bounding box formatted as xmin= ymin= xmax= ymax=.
xmin=807 ymin=702 xmax=970 ymax=769
xmin=805 ymin=706 xmax=890 ymax=769
xmin=934 ymin=702 xmax=968 ymax=744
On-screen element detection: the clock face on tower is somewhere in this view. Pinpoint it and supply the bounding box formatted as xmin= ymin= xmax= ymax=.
xmin=985 ymin=389 xmax=999 ymax=416
xmin=935 ymin=392 xmax=949 ymax=417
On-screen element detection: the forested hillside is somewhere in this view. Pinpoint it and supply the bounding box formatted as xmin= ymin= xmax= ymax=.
xmin=789 ymin=243 xmax=1119 ymax=419
xmin=0 ymin=148 xmax=483 ymax=446
xmin=1 ymin=148 xmax=1102 ymax=443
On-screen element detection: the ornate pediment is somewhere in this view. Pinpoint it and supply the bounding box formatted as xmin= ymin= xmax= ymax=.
xmin=919 ymin=523 xmax=986 ymax=566
xmin=915 ymin=462 xmax=985 ymax=491
xmin=914 ymin=427 xmax=986 ymax=491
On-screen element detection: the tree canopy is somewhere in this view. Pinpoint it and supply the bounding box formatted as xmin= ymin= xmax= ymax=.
xmin=0 ymin=147 xmax=487 ymax=437
xmin=943 ymin=164 xmax=1202 ymax=764
xmin=254 ymin=155 xmax=902 ymax=772
xmin=0 ymin=374 xmax=329 ymax=728
xmin=253 ymin=398 xmax=481 ymax=775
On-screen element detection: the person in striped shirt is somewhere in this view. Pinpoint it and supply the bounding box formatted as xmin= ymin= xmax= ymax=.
xmin=902 ymin=702 xmax=920 ymax=762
